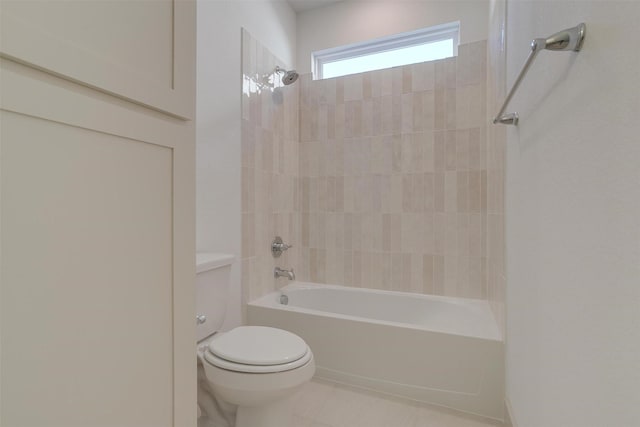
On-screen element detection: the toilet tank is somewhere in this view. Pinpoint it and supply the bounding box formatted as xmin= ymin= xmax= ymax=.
xmin=196 ymin=252 xmax=235 ymax=341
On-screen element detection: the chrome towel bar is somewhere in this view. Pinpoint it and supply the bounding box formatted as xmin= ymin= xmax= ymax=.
xmin=493 ymin=23 xmax=586 ymax=126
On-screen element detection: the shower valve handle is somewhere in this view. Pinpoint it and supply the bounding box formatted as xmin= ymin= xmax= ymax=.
xmin=271 ymin=236 xmax=292 ymax=258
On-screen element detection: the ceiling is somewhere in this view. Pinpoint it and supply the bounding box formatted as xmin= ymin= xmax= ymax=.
xmin=287 ymin=0 xmax=344 ymax=13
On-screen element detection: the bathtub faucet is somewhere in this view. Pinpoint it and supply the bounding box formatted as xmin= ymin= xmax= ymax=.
xmin=274 ymin=267 xmax=295 ymax=281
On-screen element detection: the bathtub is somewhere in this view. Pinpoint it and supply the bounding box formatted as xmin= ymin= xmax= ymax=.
xmin=247 ymin=282 xmax=504 ymax=420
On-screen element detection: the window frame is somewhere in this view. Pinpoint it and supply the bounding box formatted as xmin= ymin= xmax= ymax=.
xmin=312 ymin=21 xmax=460 ymax=80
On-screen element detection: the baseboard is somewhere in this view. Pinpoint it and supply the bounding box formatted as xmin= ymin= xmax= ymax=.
xmin=314 ymin=368 xmax=504 ymax=423
xmin=504 ymin=397 xmax=518 ymax=427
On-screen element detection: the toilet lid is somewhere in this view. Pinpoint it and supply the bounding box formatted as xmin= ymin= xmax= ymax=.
xmin=207 ymin=326 xmax=308 ymax=366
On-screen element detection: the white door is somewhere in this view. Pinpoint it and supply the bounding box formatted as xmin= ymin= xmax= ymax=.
xmin=0 ymin=1 xmax=196 ymax=426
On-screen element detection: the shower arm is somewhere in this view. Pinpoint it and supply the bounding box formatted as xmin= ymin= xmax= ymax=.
xmin=493 ymin=23 xmax=586 ymax=126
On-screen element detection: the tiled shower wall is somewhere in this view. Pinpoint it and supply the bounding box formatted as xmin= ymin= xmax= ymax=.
xmin=241 ymin=30 xmax=299 ymax=305
xmin=486 ymin=1 xmax=507 ymax=333
xmin=297 ymin=41 xmax=489 ymax=299
xmin=240 ymin=35 xmax=502 ymax=305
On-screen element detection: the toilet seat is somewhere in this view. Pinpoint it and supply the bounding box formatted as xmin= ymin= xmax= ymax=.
xmin=203 ymin=349 xmax=312 ymax=373
xmin=203 ymin=326 xmax=312 ymax=373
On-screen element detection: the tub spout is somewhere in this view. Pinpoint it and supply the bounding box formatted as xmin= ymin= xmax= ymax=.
xmin=274 ymin=267 xmax=295 ymax=281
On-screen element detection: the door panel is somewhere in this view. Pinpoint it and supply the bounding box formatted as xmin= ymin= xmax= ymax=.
xmin=1 ymin=111 xmax=174 ymax=427
xmin=0 ymin=0 xmax=195 ymax=118
xmin=0 ymin=0 xmax=196 ymax=425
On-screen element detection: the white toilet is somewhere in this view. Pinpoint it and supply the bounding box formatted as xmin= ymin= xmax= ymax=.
xmin=196 ymin=253 xmax=315 ymax=427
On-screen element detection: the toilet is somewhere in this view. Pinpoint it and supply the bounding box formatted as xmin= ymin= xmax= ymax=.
xmin=196 ymin=253 xmax=315 ymax=427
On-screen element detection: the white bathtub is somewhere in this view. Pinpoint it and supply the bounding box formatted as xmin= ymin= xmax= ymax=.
xmin=248 ymin=282 xmax=504 ymax=420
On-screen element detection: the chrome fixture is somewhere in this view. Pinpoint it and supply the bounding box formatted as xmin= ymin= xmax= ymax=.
xmin=274 ymin=66 xmax=299 ymax=86
xmin=274 ymin=267 xmax=295 ymax=281
xmin=257 ymin=67 xmax=299 ymax=92
xmin=196 ymin=315 xmax=207 ymax=325
xmin=493 ymin=23 xmax=586 ymax=126
xmin=279 ymin=293 xmax=289 ymax=305
xmin=271 ymin=236 xmax=292 ymax=258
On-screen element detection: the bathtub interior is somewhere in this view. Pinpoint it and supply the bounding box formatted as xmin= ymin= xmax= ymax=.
xmin=251 ymin=282 xmax=502 ymax=341
xmin=248 ymin=282 xmax=505 ymax=420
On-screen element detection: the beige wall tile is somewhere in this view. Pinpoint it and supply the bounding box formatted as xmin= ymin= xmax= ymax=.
xmin=469 ymin=213 xmax=483 ymax=258
xmin=382 ymin=214 xmax=392 ymax=252
xmin=422 ymin=90 xmax=435 ymax=131
xmin=381 ymin=95 xmax=393 ymax=135
xmin=344 ymin=73 xmax=363 ymax=101
xmin=379 ymin=68 xmax=392 ymax=97
xmin=352 ymin=251 xmax=362 ymax=287
xmin=402 ymin=253 xmax=413 ymax=292
xmin=240 ymin=33 xmax=300 ymax=303
xmin=444 ymin=255 xmax=458 ymax=295
xmin=391 ymin=95 xmax=402 ymax=134
xmin=335 ymin=78 xmax=344 ymax=104
xmin=433 ymin=255 xmax=445 ymax=295
xmin=445 ymin=88 xmax=457 ymax=130
xmin=390 ymin=174 xmax=403 ymax=213
xmin=343 ymin=250 xmax=353 ymax=286
xmin=457 ymin=171 xmax=469 ymax=212
xmin=362 ymin=73 xmax=372 ymax=100
xmin=409 ymin=253 xmax=423 ymax=293
xmin=445 ymin=130 xmax=456 ymax=170
xmin=345 ymin=101 xmax=363 ymax=138
xmin=422 ymin=254 xmax=434 ymax=294
xmin=392 ymin=67 xmax=403 ymax=95
xmin=455 ymin=215 xmax=468 ymax=258
xmin=456 ymin=83 xmax=486 ymax=129
xmin=456 ymin=129 xmax=470 ymax=170
xmin=456 ymin=256 xmax=471 ymax=296
xmin=343 ymin=213 xmax=353 ymax=251
xmin=411 ymin=61 xmax=435 ymax=92
xmin=433 ymin=131 xmax=445 ymax=172
xmin=390 ymin=213 xmax=402 ymax=253
xmin=469 ymin=170 xmax=482 ymax=213
xmin=422 ymin=132 xmax=435 ymax=172
xmin=402 ymin=66 xmax=412 ymax=94
xmin=369 ymin=69 xmax=382 ymax=98
xmin=423 ymin=212 xmax=435 ymax=254
xmin=402 ymin=93 xmax=414 ymax=133
xmin=434 ymin=172 xmax=445 ymax=212
xmin=292 ymin=41 xmax=492 ymax=301
xmin=371 ymin=97 xmax=383 ymax=135
xmin=424 ymin=172 xmax=435 ymax=212
xmin=391 ymin=253 xmax=403 ymax=292
xmin=444 ymin=171 xmax=457 ymax=212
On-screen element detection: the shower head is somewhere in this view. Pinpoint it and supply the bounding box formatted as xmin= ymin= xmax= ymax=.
xmin=532 ymin=23 xmax=586 ymax=52
xmin=274 ymin=66 xmax=299 ymax=85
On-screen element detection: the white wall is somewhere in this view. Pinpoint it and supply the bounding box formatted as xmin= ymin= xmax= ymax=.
xmin=196 ymin=0 xmax=296 ymax=331
xmin=296 ymin=0 xmax=490 ymax=74
xmin=504 ymin=2 xmax=640 ymax=426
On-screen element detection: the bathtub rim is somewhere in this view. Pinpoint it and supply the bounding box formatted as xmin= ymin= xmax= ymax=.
xmin=248 ymin=282 xmax=503 ymax=342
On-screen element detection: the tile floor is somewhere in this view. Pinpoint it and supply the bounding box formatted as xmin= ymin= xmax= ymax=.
xmin=291 ymin=380 xmax=503 ymax=427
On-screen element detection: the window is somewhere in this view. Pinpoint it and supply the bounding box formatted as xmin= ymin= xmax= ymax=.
xmin=313 ymin=22 xmax=460 ymax=80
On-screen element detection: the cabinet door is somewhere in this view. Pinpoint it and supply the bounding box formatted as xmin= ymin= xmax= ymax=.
xmin=0 ymin=1 xmax=196 ymax=426
xmin=0 ymin=0 xmax=195 ymax=119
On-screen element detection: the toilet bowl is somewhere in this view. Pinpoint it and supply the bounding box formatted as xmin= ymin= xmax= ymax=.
xmin=199 ymin=326 xmax=315 ymax=427
xmin=196 ymin=253 xmax=315 ymax=427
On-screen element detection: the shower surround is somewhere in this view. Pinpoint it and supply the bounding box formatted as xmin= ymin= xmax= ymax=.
xmin=486 ymin=0 xmax=507 ymax=335
xmin=241 ymin=29 xmax=299 ymax=307
xmin=241 ymin=32 xmax=500 ymax=310
xmin=239 ymin=28 xmax=505 ymax=421
xmin=298 ymin=41 xmax=489 ymax=299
